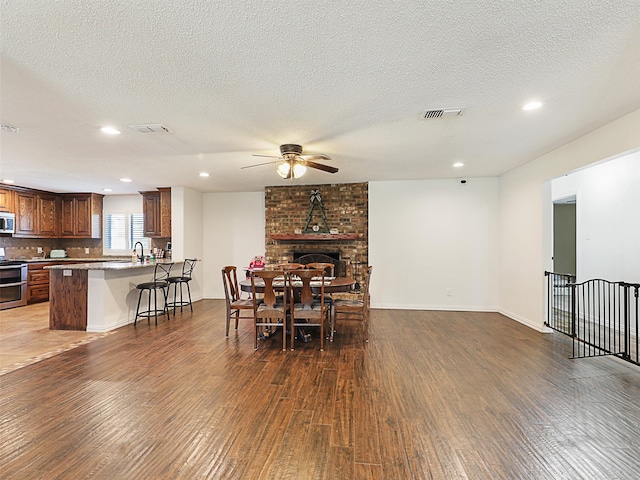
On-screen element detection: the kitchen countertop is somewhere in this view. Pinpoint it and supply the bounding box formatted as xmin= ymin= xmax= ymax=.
xmin=45 ymin=260 xmax=177 ymax=271
xmin=8 ymin=257 xmax=131 ymax=263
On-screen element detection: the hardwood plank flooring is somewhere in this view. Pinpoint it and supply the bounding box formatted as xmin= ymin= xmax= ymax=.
xmin=1 ymin=301 xmax=640 ymax=479
xmin=0 ymin=303 xmax=113 ymax=375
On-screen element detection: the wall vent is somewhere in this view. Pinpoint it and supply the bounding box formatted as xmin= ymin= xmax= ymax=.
xmin=128 ymin=124 xmax=172 ymax=133
xmin=420 ymin=108 xmax=464 ymax=120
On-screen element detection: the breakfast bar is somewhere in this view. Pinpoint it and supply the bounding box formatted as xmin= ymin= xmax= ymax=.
xmin=46 ymin=261 xmax=179 ymax=332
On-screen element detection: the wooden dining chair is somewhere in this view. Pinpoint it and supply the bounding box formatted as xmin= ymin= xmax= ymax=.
xmin=276 ymin=263 xmax=305 ymax=272
xmin=305 ymin=262 xmax=335 ymax=307
xmin=290 ymin=268 xmax=330 ymax=351
xmin=222 ymin=266 xmax=254 ymax=337
xmin=251 ymin=270 xmax=289 ymax=352
xmin=332 ymin=265 xmax=372 ymax=342
xmin=306 ymin=262 xmax=335 ymax=277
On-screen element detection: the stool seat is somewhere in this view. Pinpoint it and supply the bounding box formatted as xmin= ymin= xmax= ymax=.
xmin=137 ymin=280 xmax=169 ymax=290
xmin=166 ymin=259 xmax=197 ymax=314
xmin=134 ymin=263 xmax=173 ymax=326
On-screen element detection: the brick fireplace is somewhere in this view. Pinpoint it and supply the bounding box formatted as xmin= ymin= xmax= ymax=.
xmin=265 ymin=182 xmax=368 ymax=284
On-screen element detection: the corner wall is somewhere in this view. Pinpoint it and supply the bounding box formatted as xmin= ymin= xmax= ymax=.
xmin=498 ymin=108 xmax=640 ymax=331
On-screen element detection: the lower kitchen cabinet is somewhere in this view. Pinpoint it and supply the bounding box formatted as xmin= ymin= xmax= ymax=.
xmin=27 ymin=262 xmax=55 ymax=304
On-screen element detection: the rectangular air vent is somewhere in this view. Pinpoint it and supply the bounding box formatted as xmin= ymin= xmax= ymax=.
xmin=128 ymin=124 xmax=172 ymax=133
xmin=420 ymin=108 xmax=464 ymax=120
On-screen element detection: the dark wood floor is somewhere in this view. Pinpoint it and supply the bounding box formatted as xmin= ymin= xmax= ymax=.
xmin=1 ymin=301 xmax=640 ymax=479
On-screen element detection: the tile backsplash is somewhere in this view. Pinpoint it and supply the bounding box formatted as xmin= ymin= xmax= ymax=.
xmin=0 ymin=236 xmax=102 ymax=259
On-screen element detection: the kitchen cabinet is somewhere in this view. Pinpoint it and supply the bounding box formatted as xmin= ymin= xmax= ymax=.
xmin=38 ymin=193 xmax=59 ymax=237
xmin=141 ymin=188 xmax=171 ymax=238
xmin=15 ymin=191 xmax=38 ymax=236
xmin=14 ymin=190 xmax=59 ymax=238
xmin=60 ymin=193 xmax=103 ymax=238
xmin=27 ymin=262 xmax=55 ymax=304
xmin=0 ymin=188 xmax=14 ymax=212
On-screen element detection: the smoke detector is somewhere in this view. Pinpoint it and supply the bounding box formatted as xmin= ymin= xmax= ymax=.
xmin=420 ymin=108 xmax=464 ymax=120
xmin=128 ymin=124 xmax=172 ymax=133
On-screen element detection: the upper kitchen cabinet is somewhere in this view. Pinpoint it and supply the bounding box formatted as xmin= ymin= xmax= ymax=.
xmin=141 ymin=188 xmax=171 ymax=238
xmin=60 ymin=193 xmax=103 ymax=238
xmin=38 ymin=193 xmax=60 ymax=237
xmin=0 ymin=188 xmax=15 ymax=212
xmin=15 ymin=190 xmax=37 ymax=236
xmin=14 ymin=189 xmax=60 ymax=238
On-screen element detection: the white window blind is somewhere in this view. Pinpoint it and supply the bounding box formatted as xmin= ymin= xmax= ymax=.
xmin=104 ymin=213 xmax=149 ymax=253
xmin=130 ymin=214 xmax=150 ymax=249
xmin=105 ymin=214 xmax=126 ymax=250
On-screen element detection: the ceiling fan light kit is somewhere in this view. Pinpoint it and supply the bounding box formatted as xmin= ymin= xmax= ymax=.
xmin=244 ymin=143 xmax=338 ymax=180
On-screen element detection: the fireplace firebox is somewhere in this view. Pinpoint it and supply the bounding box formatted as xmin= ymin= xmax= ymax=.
xmin=293 ymin=252 xmax=344 ymax=277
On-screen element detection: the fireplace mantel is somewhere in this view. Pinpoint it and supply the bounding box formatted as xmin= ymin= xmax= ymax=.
xmin=271 ymin=233 xmax=361 ymax=241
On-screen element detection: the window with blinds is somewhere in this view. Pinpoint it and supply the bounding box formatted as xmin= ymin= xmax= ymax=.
xmin=104 ymin=213 xmax=150 ymax=253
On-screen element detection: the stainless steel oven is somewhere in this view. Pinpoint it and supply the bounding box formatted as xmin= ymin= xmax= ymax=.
xmin=0 ymin=261 xmax=28 ymax=310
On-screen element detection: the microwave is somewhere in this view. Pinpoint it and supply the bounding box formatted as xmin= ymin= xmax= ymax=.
xmin=0 ymin=212 xmax=15 ymax=234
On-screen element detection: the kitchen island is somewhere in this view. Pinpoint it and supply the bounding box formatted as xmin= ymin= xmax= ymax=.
xmin=46 ymin=261 xmax=180 ymax=332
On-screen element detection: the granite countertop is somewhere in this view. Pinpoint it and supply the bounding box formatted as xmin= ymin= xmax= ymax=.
xmin=45 ymin=260 xmax=177 ymax=270
xmin=13 ymin=257 xmax=131 ymax=263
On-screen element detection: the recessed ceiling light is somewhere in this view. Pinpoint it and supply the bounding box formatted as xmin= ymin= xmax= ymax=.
xmin=452 ymin=162 xmax=464 ymax=168
xmin=2 ymin=179 xmax=15 ymax=184
xmin=199 ymin=172 xmax=210 ymax=177
xmin=103 ymin=188 xmax=112 ymax=192
xmin=120 ymin=178 xmax=132 ymax=183
xmin=522 ymin=101 xmax=543 ymax=111
xmin=101 ymin=126 xmax=121 ymax=135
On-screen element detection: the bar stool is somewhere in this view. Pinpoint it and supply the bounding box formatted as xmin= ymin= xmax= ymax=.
xmin=167 ymin=259 xmax=197 ymax=314
xmin=134 ymin=262 xmax=173 ymax=325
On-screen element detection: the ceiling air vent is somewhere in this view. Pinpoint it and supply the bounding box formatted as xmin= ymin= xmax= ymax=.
xmin=128 ymin=124 xmax=172 ymax=133
xmin=420 ymin=108 xmax=464 ymax=120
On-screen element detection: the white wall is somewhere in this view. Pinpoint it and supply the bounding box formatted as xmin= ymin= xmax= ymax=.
xmin=369 ymin=178 xmax=500 ymax=311
xmin=171 ymin=186 xmax=204 ymax=301
xmin=201 ymin=191 xmax=265 ymax=298
xmin=499 ymin=108 xmax=640 ymax=331
xmin=552 ymin=150 xmax=640 ymax=283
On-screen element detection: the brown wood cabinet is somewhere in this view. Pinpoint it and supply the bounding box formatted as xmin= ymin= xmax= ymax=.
xmin=38 ymin=193 xmax=59 ymax=237
xmin=60 ymin=193 xmax=103 ymax=238
xmin=15 ymin=190 xmax=38 ymax=236
xmin=27 ymin=262 xmax=55 ymax=304
xmin=8 ymin=185 xmax=102 ymax=239
xmin=0 ymin=188 xmax=14 ymax=212
xmin=14 ymin=191 xmax=60 ymax=238
xmin=141 ymin=188 xmax=171 ymax=238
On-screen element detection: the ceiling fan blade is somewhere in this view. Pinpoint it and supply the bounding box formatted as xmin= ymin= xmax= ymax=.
xmin=241 ymin=160 xmax=280 ymax=169
xmin=300 ymin=154 xmax=332 ymax=161
xmin=305 ymin=161 xmax=339 ymax=174
xmin=252 ymin=154 xmax=282 ymax=159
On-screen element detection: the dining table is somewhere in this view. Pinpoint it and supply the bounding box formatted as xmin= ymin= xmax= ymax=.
xmin=239 ymin=276 xmax=356 ymax=295
xmin=239 ymin=275 xmax=356 ymax=345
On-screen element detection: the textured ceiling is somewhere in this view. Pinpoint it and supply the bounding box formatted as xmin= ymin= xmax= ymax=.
xmin=1 ymin=1 xmax=639 ymax=194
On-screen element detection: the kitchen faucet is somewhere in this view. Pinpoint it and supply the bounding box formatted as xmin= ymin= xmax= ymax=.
xmin=134 ymin=241 xmax=144 ymax=262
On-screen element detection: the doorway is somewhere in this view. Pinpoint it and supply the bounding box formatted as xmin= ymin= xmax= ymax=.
xmin=553 ymin=195 xmax=576 ymax=276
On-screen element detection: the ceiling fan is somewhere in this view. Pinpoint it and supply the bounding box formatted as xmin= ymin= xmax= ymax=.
xmin=242 ymin=144 xmax=338 ymax=179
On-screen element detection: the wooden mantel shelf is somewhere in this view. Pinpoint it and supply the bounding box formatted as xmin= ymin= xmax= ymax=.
xmin=271 ymin=233 xmax=362 ymax=241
